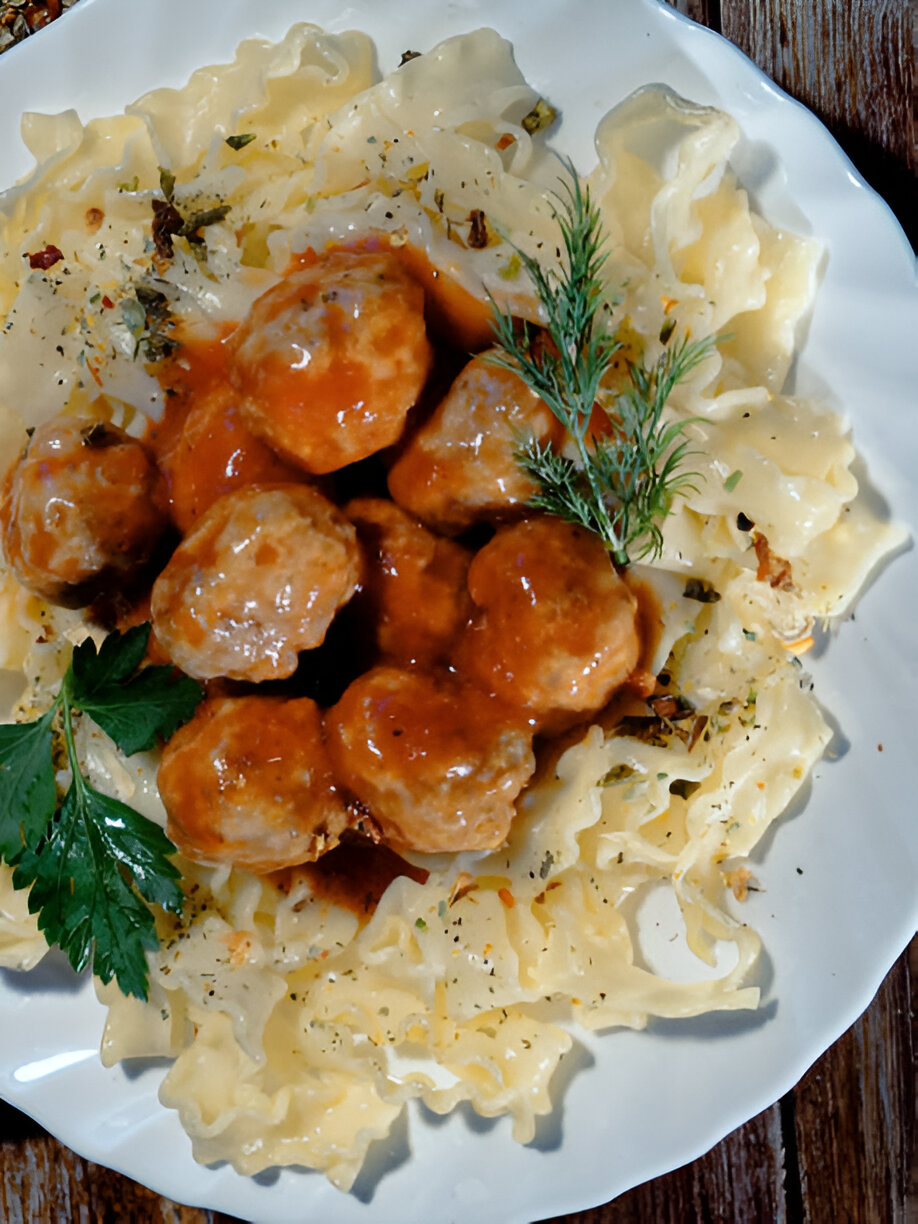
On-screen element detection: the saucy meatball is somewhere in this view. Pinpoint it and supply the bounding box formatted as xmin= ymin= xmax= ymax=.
xmin=151 ymin=483 xmax=360 ymax=681
xmin=326 ymin=666 xmax=535 ymax=854
xmin=345 ymin=496 xmax=472 ymax=667
xmin=228 ymin=250 xmax=432 ymax=474
xmin=387 ymin=352 xmax=563 ymax=534
xmin=155 ymin=375 xmax=301 ymax=533
xmin=453 ymin=517 xmax=641 ymax=722
xmin=0 ymin=417 xmax=166 ymax=606
xmin=158 ymin=695 xmax=352 ymax=873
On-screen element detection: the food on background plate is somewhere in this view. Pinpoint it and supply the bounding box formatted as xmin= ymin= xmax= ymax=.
xmin=0 ymin=22 xmax=905 ymax=1193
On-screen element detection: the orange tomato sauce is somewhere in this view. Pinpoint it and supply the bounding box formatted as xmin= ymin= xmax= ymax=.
xmin=276 ymin=838 xmax=430 ymax=921
xmin=296 ymin=235 xmax=495 ymax=353
xmin=147 ymin=328 xmax=301 ymax=532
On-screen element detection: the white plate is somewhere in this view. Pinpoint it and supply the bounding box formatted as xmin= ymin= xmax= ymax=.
xmin=0 ymin=2 xmax=916 ymax=1221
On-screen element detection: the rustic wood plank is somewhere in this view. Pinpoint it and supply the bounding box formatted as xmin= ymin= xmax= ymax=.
xmin=542 ymin=1102 xmax=787 ymax=1223
xmin=662 ymin=0 xmax=721 ymax=30
xmin=720 ymin=0 xmax=914 ymax=162
xmin=719 ymin=0 xmax=916 ymax=243
xmin=789 ymin=950 xmax=915 ymax=1224
xmin=0 ymin=1133 xmax=239 ymax=1223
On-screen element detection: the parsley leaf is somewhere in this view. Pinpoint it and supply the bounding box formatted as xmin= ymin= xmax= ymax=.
xmin=0 ymin=712 xmax=56 ymax=863
xmin=14 ymin=780 xmax=182 ymax=998
xmin=69 ymin=625 xmax=202 ymax=755
xmin=0 ymin=625 xmax=203 ymax=998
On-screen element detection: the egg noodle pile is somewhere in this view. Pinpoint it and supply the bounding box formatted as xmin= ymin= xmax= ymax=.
xmin=0 ymin=25 xmax=902 ymax=1190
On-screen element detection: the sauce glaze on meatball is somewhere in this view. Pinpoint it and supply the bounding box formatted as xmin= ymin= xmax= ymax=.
xmin=453 ymin=516 xmax=641 ymax=723
xmin=154 ymin=370 xmax=301 ymax=533
xmin=0 ymin=416 xmax=167 ymax=606
xmin=387 ymin=352 xmax=562 ymax=534
xmin=158 ymin=695 xmax=352 ymax=874
xmin=228 ymin=250 xmax=432 ymax=474
xmin=345 ymin=496 xmax=472 ymax=667
xmin=326 ymin=665 xmax=535 ymax=854
xmin=151 ymin=483 xmax=360 ymax=682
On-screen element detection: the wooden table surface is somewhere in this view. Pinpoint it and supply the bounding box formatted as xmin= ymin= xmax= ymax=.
xmin=0 ymin=1 xmax=915 ymax=1221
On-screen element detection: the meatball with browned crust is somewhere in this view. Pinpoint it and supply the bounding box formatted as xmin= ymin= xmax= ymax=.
xmin=345 ymin=496 xmax=472 ymax=668
xmin=387 ymin=352 xmax=563 ymax=534
xmin=0 ymin=417 xmax=167 ymax=606
xmin=151 ymin=483 xmax=360 ymax=682
xmin=228 ymin=250 xmax=432 ymax=475
xmin=453 ymin=517 xmax=641 ymax=724
xmin=326 ymin=665 xmax=535 ymax=854
xmin=158 ymin=695 xmax=352 ymax=874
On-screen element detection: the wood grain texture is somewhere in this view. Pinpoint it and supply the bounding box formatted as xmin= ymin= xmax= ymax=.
xmin=0 ymin=1116 xmax=229 ymax=1223
xmin=720 ymin=0 xmax=914 ymax=162
xmin=661 ymin=0 xmax=720 ymax=29
xmin=718 ymin=0 xmax=917 ymax=243
xmin=544 ymin=1104 xmax=788 ymax=1223
xmin=791 ymin=954 xmax=914 ymax=1224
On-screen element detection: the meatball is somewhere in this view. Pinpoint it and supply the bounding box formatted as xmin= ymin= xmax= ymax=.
xmin=453 ymin=517 xmax=640 ymax=721
xmin=155 ymin=375 xmax=301 ymax=533
xmin=158 ymin=695 xmax=352 ymax=873
xmin=0 ymin=417 xmax=166 ymax=606
xmin=345 ymin=496 xmax=472 ymax=667
xmin=387 ymin=352 xmax=563 ymax=534
xmin=228 ymin=250 xmax=432 ymax=474
xmin=326 ymin=665 xmax=535 ymax=854
xmin=151 ymin=483 xmax=360 ymax=681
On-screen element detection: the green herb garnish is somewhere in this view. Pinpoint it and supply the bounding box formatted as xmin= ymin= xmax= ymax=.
xmin=225 ymin=133 xmax=256 ymax=150
xmin=0 ymin=624 xmax=203 ymax=999
xmin=121 ymin=284 xmax=177 ymax=362
xmin=488 ymin=167 xmax=716 ymax=566
xmin=153 ymin=166 xmax=230 ymax=262
xmin=723 ymin=469 xmax=743 ymax=493
xmin=521 ymin=98 xmax=557 ymax=135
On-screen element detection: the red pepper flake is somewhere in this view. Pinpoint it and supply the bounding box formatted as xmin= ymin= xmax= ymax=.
xmin=495 ymin=133 xmax=516 ymax=152
xmin=27 ymin=244 xmax=64 ymax=270
xmin=100 ymin=295 xmax=115 ymax=310
xmin=497 ymin=888 xmax=515 ymax=909
xmin=752 ymin=532 xmax=794 ymax=591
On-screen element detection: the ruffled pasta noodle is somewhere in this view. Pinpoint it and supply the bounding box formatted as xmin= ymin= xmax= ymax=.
xmin=0 ymin=25 xmax=905 ymax=1191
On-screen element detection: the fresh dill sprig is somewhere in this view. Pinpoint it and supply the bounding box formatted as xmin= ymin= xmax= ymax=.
xmin=487 ymin=163 xmax=716 ymax=566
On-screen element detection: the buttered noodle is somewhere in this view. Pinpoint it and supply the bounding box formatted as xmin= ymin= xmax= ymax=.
xmin=0 ymin=26 xmax=904 ymax=1190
